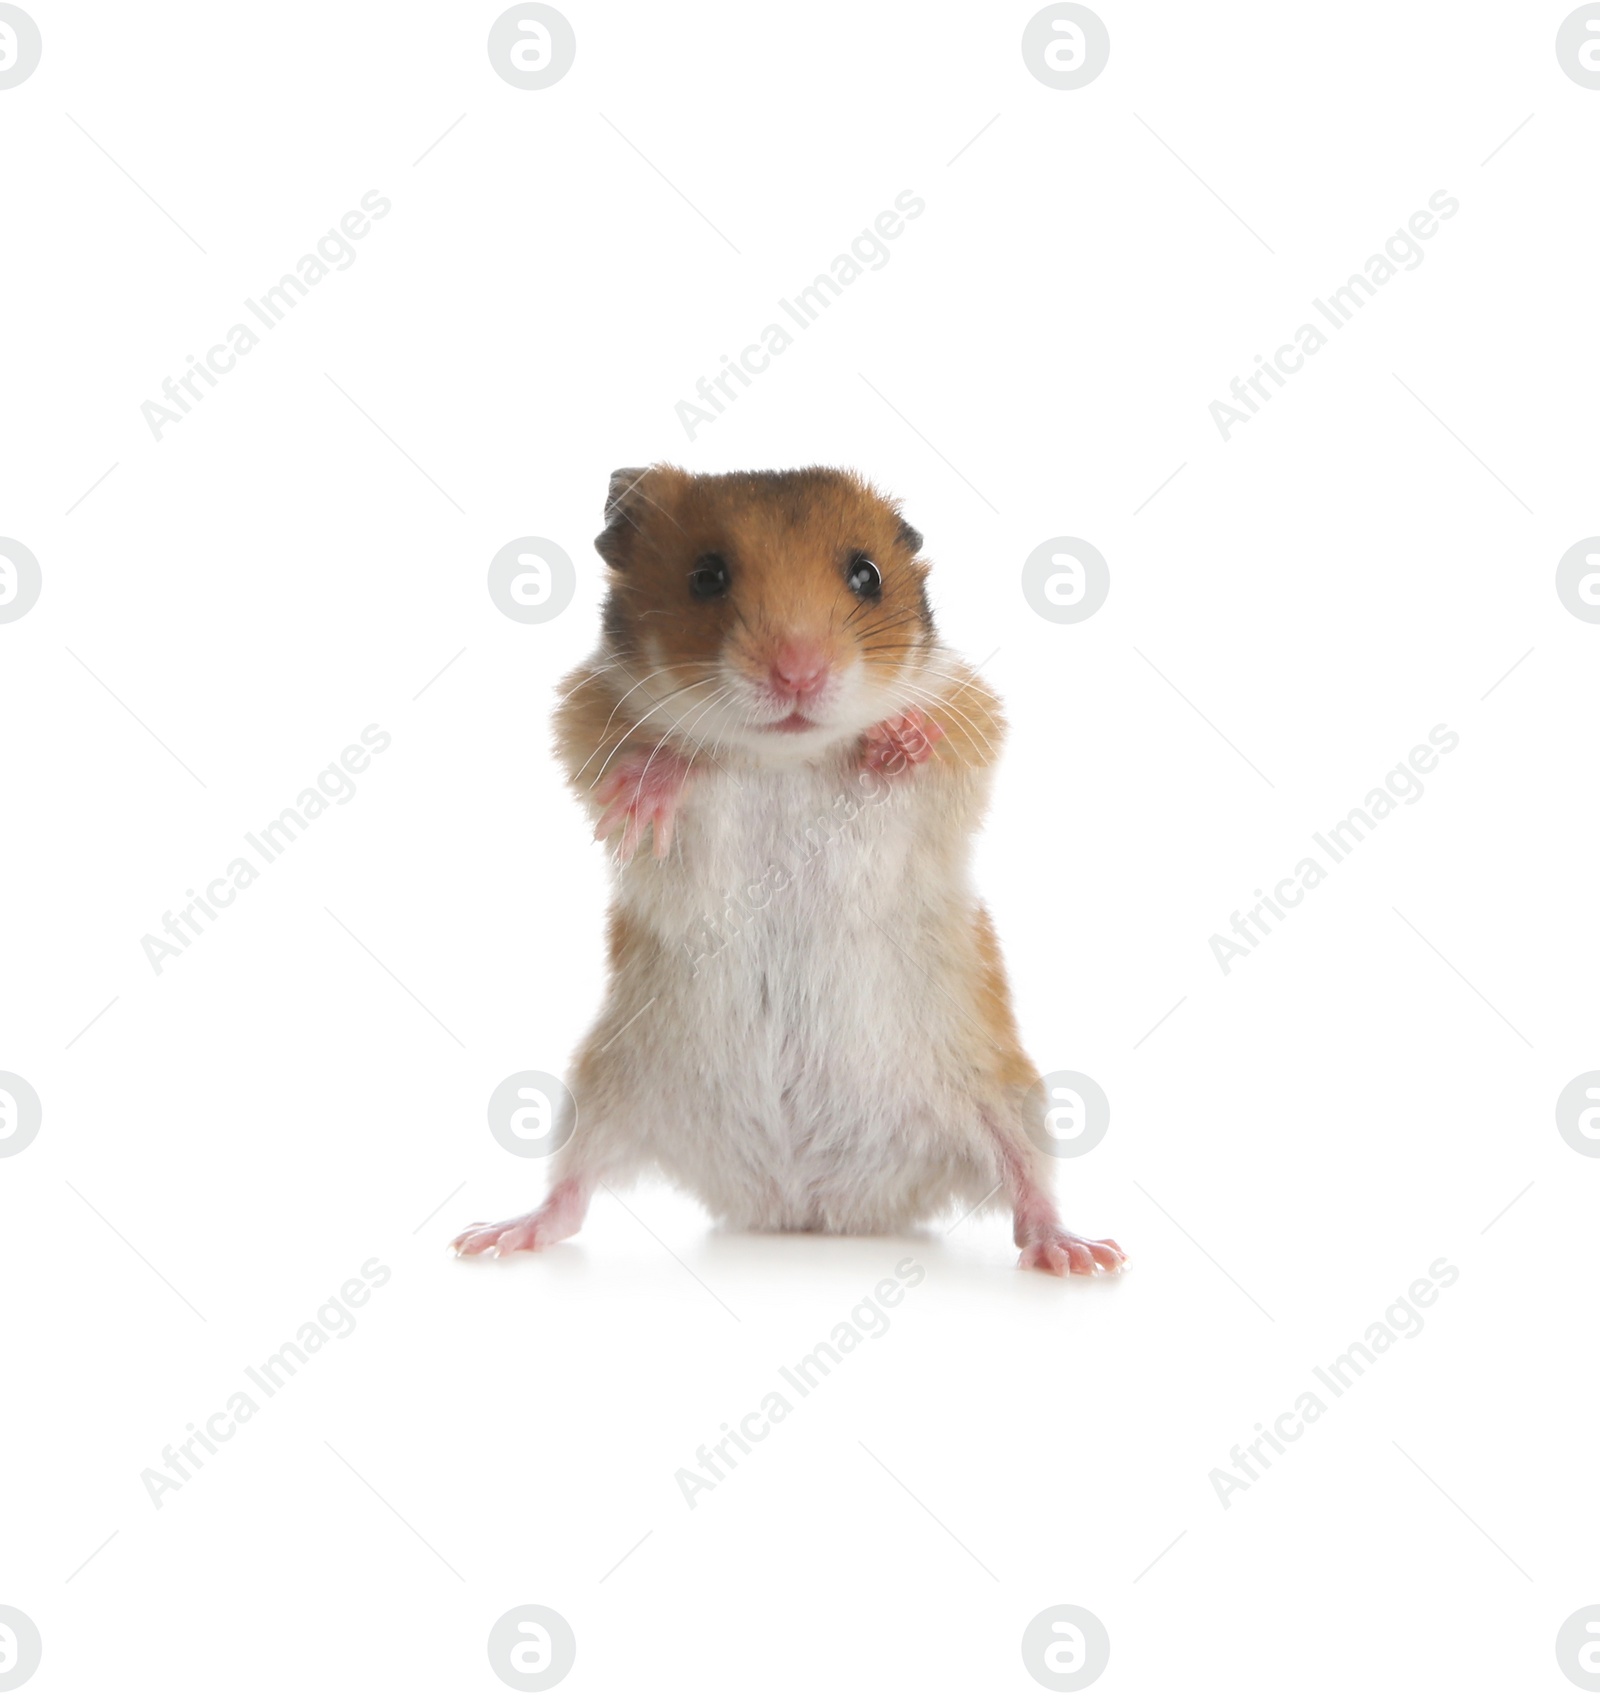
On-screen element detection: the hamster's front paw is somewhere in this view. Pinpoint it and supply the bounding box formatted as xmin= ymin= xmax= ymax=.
xmin=860 ymin=709 xmax=945 ymax=775
xmin=593 ymin=746 xmax=692 ymax=863
xmin=1018 ymin=1228 xmax=1126 ymax=1276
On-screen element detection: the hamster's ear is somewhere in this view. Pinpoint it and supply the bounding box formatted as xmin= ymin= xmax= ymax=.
xmin=605 ymin=467 xmax=649 ymax=521
xmin=897 ymin=518 xmax=923 ymax=555
xmin=595 ymin=466 xmax=651 ymax=568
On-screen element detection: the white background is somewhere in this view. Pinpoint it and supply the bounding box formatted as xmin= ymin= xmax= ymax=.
xmin=3 ymin=2 xmax=1598 ymax=1692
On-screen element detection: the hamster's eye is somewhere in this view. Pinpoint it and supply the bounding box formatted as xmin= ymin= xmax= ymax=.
xmin=689 ymin=554 xmax=731 ymax=600
xmin=846 ymin=554 xmax=882 ymax=600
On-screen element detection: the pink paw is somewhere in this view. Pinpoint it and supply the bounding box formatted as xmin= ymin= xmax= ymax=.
xmin=451 ymin=1211 xmax=562 ymax=1257
xmin=1018 ymin=1231 xmax=1126 ymax=1277
xmin=593 ymin=746 xmax=692 ymax=863
xmin=860 ymin=709 xmax=945 ymax=775
xmin=453 ymin=1181 xmax=588 ymax=1257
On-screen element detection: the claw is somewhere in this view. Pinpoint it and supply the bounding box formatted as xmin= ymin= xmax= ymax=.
xmin=1018 ymin=1230 xmax=1127 ymax=1277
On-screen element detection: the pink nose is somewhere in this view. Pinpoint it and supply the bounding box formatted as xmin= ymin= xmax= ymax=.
xmin=768 ymin=642 xmax=830 ymax=700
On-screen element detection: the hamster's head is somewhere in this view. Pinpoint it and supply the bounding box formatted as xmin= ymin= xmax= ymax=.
xmin=593 ymin=464 xmax=937 ymax=761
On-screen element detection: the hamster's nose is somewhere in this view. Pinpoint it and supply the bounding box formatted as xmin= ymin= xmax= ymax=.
xmin=768 ymin=641 xmax=831 ymax=701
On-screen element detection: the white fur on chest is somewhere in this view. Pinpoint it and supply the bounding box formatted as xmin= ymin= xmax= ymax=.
xmin=639 ymin=758 xmax=923 ymax=953
xmin=590 ymin=758 xmax=999 ymax=1231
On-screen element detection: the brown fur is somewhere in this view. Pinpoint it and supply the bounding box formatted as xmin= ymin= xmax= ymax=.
xmin=593 ymin=463 xmax=932 ymax=700
xmin=557 ymin=463 xmax=1000 ymax=809
xmin=451 ymin=465 xmax=1125 ymax=1274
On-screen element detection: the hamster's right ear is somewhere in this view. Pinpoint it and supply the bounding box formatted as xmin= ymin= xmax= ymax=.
xmin=595 ymin=466 xmax=651 ymax=568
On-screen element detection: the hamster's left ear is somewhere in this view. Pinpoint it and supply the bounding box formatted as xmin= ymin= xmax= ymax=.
xmin=898 ymin=519 xmax=923 ymax=554
xmin=595 ymin=465 xmax=650 ymax=568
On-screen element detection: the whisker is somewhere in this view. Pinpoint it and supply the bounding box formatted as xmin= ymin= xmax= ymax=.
xmin=589 ymin=676 xmax=716 ymax=788
xmin=629 ymin=684 xmax=734 ymax=816
xmin=572 ymin=663 xmax=686 ymax=781
xmin=893 ymin=688 xmax=988 ymax=771
xmin=851 ymin=611 xmax=927 ymax=645
xmin=669 ymin=685 xmax=754 ymax=852
xmin=895 ymin=664 xmax=1001 ymax=763
xmin=552 ymin=657 xmax=637 ymax=709
xmin=921 ymin=701 xmax=997 ymax=766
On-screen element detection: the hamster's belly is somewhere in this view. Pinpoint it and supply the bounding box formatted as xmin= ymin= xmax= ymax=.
xmin=603 ymin=763 xmax=1001 ymax=1230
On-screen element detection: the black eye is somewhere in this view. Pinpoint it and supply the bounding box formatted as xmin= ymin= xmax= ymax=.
xmin=846 ymin=554 xmax=881 ymax=599
xmin=689 ymin=553 xmax=730 ymax=599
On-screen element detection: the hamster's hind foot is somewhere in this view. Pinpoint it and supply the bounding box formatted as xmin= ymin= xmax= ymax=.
xmin=1018 ymin=1228 xmax=1126 ymax=1277
xmin=451 ymin=1180 xmax=589 ymax=1258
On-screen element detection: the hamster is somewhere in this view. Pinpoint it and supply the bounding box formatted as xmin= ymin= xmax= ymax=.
xmin=453 ymin=465 xmax=1124 ymax=1276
